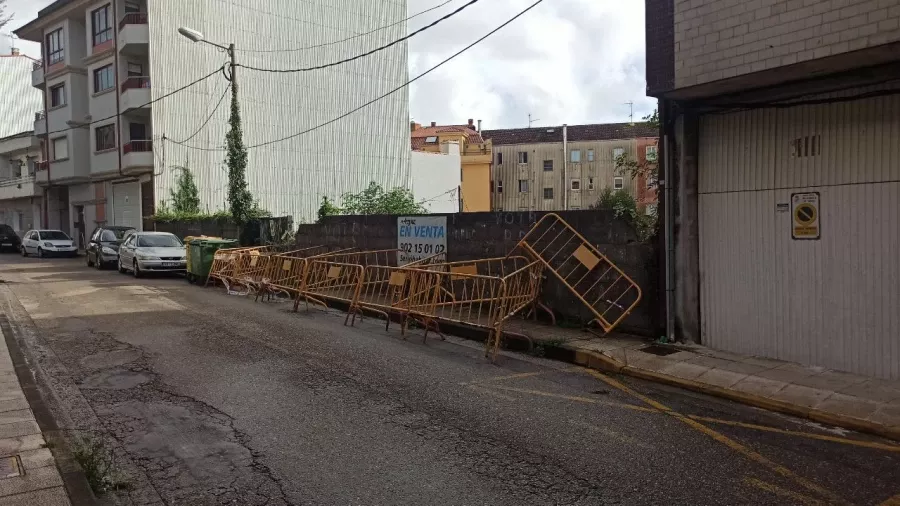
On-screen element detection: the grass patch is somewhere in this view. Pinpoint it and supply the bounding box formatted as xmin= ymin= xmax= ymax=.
xmin=71 ymin=437 xmax=129 ymax=495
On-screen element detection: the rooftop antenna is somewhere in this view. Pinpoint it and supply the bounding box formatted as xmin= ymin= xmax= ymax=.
xmin=528 ymin=113 xmax=540 ymax=127
xmin=625 ymin=101 xmax=634 ymax=124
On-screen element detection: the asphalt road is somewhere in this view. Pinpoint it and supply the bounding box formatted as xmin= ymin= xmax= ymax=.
xmin=0 ymin=256 xmax=898 ymax=506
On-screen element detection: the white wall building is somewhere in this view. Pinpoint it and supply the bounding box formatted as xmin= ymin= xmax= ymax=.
xmin=0 ymin=53 xmax=44 ymax=235
xmin=411 ymin=141 xmax=461 ymax=214
xmin=16 ymin=0 xmax=410 ymax=238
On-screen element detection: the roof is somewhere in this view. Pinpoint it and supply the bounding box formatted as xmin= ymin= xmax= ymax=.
xmin=410 ymin=125 xmax=485 ymax=151
xmin=481 ymin=122 xmax=659 ymax=146
xmin=0 ymin=56 xmax=43 ymax=140
xmin=13 ymin=0 xmax=76 ymax=40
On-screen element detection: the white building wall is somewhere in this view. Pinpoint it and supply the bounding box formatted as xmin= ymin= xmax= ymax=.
xmin=411 ymin=151 xmax=461 ymax=214
xmin=698 ymin=87 xmax=900 ymax=380
xmin=148 ymin=0 xmax=410 ymax=222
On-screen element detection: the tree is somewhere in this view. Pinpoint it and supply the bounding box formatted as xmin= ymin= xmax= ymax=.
xmin=225 ymin=83 xmax=253 ymax=224
xmin=317 ymin=196 xmax=341 ymax=223
xmin=169 ymin=164 xmax=201 ymax=214
xmin=616 ymin=107 xmax=660 ymax=189
xmin=590 ymin=188 xmax=655 ymax=241
xmin=0 ymin=1 xmax=12 ymax=32
xmin=341 ymin=182 xmax=426 ymax=215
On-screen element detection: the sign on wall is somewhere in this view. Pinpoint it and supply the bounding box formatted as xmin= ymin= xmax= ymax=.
xmin=791 ymin=192 xmax=820 ymax=240
xmin=397 ymin=216 xmax=447 ymax=265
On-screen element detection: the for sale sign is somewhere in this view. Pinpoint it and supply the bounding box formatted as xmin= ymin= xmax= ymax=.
xmin=397 ymin=216 xmax=447 ymax=265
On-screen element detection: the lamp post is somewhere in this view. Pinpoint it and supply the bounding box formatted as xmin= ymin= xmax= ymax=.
xmin=177 ymin=27 xmax=237 ymax=93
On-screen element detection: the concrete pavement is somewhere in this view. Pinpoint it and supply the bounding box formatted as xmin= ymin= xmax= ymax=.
xmin=1 ymin=256 xmax=900 ymax=505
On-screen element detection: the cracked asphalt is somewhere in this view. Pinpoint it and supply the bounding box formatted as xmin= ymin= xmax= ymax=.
xmin=1 ymin=256 xmax=899 ymax=505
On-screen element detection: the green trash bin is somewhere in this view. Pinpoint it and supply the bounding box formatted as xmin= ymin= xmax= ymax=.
xmin=187 ymin=238 xmax=238 ymax=284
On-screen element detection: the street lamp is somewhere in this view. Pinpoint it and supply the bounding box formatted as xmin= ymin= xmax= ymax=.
xmin=177 ymin=26 xmax=236 ymax=87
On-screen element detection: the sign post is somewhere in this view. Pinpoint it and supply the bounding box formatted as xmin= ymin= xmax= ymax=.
xmin=397 ymin=216 xmax=447 ymax=265
xmin=791 ymin=192 xmax=820 ymax=240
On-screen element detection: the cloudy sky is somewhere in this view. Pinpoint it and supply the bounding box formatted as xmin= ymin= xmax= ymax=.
xmin=2 ymin=0 xmax=655 ymax=129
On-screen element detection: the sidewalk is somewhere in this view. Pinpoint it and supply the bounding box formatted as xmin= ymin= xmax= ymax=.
xmin=507 ymin=321 xmax=900 ymax=441
xmin=0 ymin=330 xmax=71 ymax=505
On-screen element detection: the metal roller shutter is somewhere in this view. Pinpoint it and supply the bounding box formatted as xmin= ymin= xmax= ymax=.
xmin=112 ymin=182 xmax=141 ymax=231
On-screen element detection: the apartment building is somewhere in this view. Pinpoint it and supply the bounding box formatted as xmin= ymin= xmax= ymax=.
xmin=15 ymin=0 xmax=410 ymax=234
xmin=647 ymin=0 xmax=900 ymax=379
xmin=411 ymin=120 xmax=491 ymax=212
xmin=0 ymin=52 xmax=45 ymax=234
xmin=482 ymin=123 xmax=658 ymax=211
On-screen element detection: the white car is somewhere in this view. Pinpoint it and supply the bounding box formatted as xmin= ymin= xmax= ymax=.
xmin=117 ymin=232 xmax=186 ymax=278
xmin=21 ymin=229 xmax=78 ymax=258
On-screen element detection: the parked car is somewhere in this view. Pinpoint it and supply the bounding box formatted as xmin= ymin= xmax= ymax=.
xmin=0 ymin=224 xmax=21 ymax=253
xmin=117 ymin=232 xmax=186 ymax=278
xmin=85 ymin=226 xmax=135 ymax=270
xmin=21 ymin=229 xmax=77 ymax=258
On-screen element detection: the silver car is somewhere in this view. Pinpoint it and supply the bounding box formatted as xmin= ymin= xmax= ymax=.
xmin=117 ymin=232 xmax=186 ymax=278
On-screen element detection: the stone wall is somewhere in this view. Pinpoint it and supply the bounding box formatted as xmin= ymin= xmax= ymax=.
xmin=296 ymin=210 xmax=660 ymax=335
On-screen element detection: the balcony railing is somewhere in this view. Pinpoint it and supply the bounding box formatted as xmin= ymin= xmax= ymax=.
xmin=32 ymin=60 xmax=43 ymax=71
xmin=35 ymin=161 xmax=49 ymax=171
xmin=119 ymin=12 xmax=148 ymax=30
xmin=120 ymin=76 xmax=150 ymax=93
xmin=0 ymin=175 xmax=35 ymax=188
xmin=35 ymin=111 xmax=46 ymax=122
xmin=123 ymin=140 xmax=152 ymax=154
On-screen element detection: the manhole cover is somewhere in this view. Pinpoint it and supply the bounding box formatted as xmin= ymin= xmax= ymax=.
xmin=0 ymin=456 xmax=23 ymax=479
xmin=640 ymin=344 xmax=680 ymax=356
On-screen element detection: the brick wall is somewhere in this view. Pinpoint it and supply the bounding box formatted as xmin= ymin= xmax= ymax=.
xmin=295 ymin=211 xmax=661 ymax=334
xmin=675 ymin=0 xmax=900 ymax=88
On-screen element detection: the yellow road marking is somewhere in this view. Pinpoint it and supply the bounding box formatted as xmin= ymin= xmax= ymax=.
xmin=583 ymin=369 xmax=849 ymax=506
xmin=690 ymin=415 xmax=900 ymax=453
xmin=466 ymin=384 xmax=516 ymax=401
xmin=482 ymin=384 xmax=658 ymax=413
xmin=745 ymin=477 xmax=824 ymax=506
xmin=461 ymin=367 xmax=579 ymax=386
xmin=879 ymin=493 xmax=900 ymax=506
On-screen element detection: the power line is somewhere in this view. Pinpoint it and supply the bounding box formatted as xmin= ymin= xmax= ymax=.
xmin=45 ymin=65 xmax=224 ymax=136
xmin=236 ymin=0 xmax=459 ymax=54
xmin=246 ymin=0 xmax=544 ymax=150
xmin=166 ymin=82 xmax=231 ymax=145
xmin=236 ymin=0 xmax=482 ymax=73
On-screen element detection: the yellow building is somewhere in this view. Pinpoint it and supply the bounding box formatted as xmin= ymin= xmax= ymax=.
xmin=411 ymin=119 xmax=492 ymax=212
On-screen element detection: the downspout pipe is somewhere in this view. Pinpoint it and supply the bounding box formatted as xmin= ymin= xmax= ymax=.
xmin=662 ymin=101 xmax=675 ymax=343
xmin=562 ymin=124 xmax=568 ymax=211
xmin=42 ymin=60 xmax=51 ymax=228
xmin=113 ymin=0 xmax=124 ymax=177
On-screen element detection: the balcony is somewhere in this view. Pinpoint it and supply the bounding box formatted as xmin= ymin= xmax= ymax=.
xmin=33 ymin=112 xmax=46 ymax=137
xmin=120 ymin=77 xmax=151 ymax=113
xmin=34 ymin=161 xmax=49 ymax=186
xmin=118 ymin=13 xmax=149 ymax=54
xmin=122 ymin=140 xmax=153 ymax=172
xmin=31 ymin=60 xmax=44 ymax=88
xmin=0 ymin=176 xmax=42 ymax=201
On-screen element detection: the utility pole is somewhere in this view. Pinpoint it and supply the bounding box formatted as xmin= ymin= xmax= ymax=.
xmin=228 ymin=43 xmax=236 ymax=92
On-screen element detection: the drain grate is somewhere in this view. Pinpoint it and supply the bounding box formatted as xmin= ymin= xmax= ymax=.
xmin=0 ymin=455 xmax=22 ymax=479
xmin=639 ymin=344 xmax=680 ymax=357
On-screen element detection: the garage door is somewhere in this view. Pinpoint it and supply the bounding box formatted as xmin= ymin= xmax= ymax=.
xmin=697 ymin=92 xmax=900 ymax=380
xmin=112 ymin=182 xmax=141 ymax=231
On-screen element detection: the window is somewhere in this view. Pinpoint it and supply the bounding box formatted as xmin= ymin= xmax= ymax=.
xmin=425 ymin=136 xmax=437 ymax=144
xmin=613 ymin=147 xmax=625 ymax=159
xmin=52 ymin=137 xmax=68 ymax=160
xmin=95 ymin=124 xmax=116 ymax=151
xmin=570 ymin=150 xmax=581 ymax=163
xmin=92 ymin=5 xmax=112 ymax=46
xmin=137 ymin=234 xmax=182 ymax=247
xmin=587 ymin=149 xmax=594 ymax=162
xmin=518 ymin=179 xmax=529 ymax=193
xmin=645 ymin=145 xmax=658 ymax=161
xmin=517 ymin=151 xmax=528 ymax=164
xmin=571 ymin=179 xmax=581 ymax=191
xmin=791 ymin=135 xmax=821 ymax=157
xmin=588 ymin=177 xmax=595 ymax=190
xmin=50 ymin=84 xmax=66 ymax=107
xmin=497 ymin=180 xmax=503 ymax=193
xmin=496 ymin=152 xmax=502 ymax=164
xmin=39 ymin=231 xmax=69 ymax=240
xmin=614 ymin=177 xmax=624 ymax=190
xmin=93 ymin=64 xmax=114 ymax=93
xmin=543 ymin=160 xmax=553 ymax=172
xmin=46 ymin=29 xmax=64 ymax=64
xmin=543 ymin=188 xmax=553 ymax=200
xmin=645 ymin=204 xmax=657 ymax=216
xmin=571 ymin=206 xmax=580 ymax=210
xmin=127 ymin=62 xmax=143 ymax=77
xmin=647 ymin=173 xmax=658 ymax=189
xmin=124 ymin=0 xmax=141 ymax=12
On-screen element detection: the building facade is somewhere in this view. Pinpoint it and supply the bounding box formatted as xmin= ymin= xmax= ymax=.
xmin=647 ymin=0 xmax=900 ymax=379
xmin=0 ymin=53 xmax=45 ymax=235
xmin=482 ymin=124 xmax=658 ymax=211
xmin=410 ymin=142 xmax=461 ymax=214
xmin=410 ymin=120 xmax=491 ymax=212
xmin=16 ymin=0 xmax=410 ymax=234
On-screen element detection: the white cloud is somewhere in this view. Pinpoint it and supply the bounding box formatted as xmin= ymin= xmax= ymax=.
xmin=3 ymin=0 xmax=655 ymax=129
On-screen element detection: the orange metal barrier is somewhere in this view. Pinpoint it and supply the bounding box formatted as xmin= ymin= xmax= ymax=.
xmin=348 ymin=264 xmax=441 ymax=334
xmin=297 ymin=260 xmax=365 ymax=324
xmin=511 ymin=213 xmax=642 ymax=334
xmin=206 ymin=246 xmax=268 ymax=287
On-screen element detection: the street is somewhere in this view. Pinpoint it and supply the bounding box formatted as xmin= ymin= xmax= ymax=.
xmin=1 ymin=256 xmax=898 ymax=506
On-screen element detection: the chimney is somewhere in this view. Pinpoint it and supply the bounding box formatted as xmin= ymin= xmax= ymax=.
xmin=430 ymin=121 xmax=436 ymax=127
xmin=467 ymin=118 xmax=474 ymax=127
xmin=10 ymin=47 xmax=19 ymax=56
xmin=477 ymin=119 xmax=482 ymax=132
xmin=410 ymin=121 xmax=419 ymax=132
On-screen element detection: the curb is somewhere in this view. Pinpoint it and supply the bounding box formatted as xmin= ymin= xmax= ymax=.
xmin=564 ymin=346 xmax=900 ymax=443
